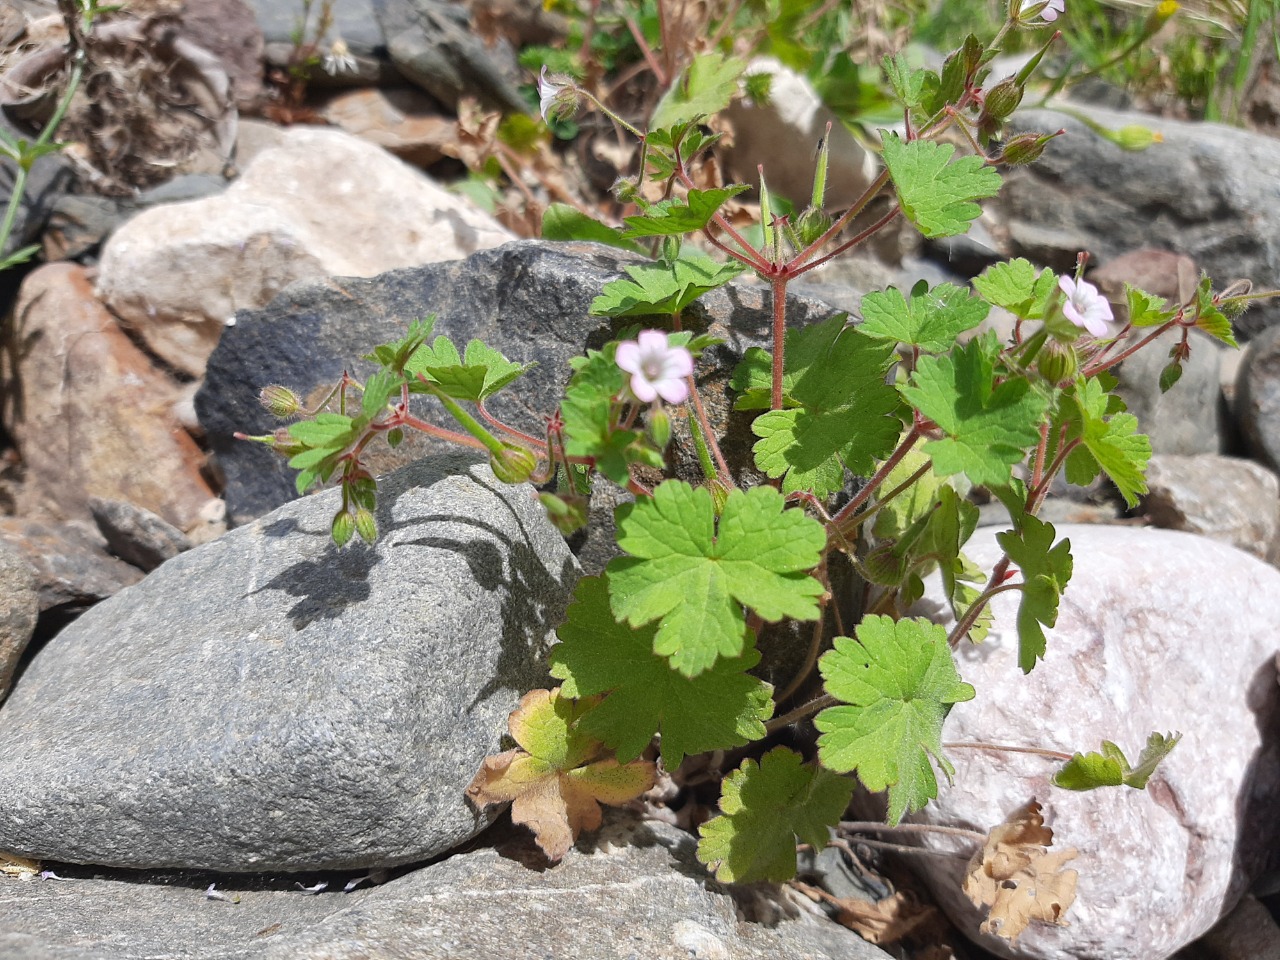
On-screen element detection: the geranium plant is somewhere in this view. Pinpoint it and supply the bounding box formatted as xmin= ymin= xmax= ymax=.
xmin=244 ymin=0 xmax=1274 ymax=942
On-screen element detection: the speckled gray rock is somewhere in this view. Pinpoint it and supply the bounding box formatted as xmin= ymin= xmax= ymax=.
xmin=912 ymin=525 xmax=1280 ymax=960
xmin=1142 ymin=454 xmax=1279 ymax=560
xmin=195 ymin=239 xmax=839 ymax=527
xmin=997 ymin=105 xmax=1280 ymax=338
xmin=0 ymin=815 xmax=893 ymax=960
xmin=1237 ymin=324 xmax=1280 ymax=472
xmin=0 ymin=539 xmax=37 ymax=703
xmin=1113 ymin=328 xmax=1225 ymax=455
xmin=0 ymin=454 xmax=578 ymax=871
xmin=0 ymin=517 xmax=143 ymax=614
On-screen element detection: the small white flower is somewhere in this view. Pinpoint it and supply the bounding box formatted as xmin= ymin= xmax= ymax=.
xmin=615 ymin=330 xmax=694 ymax=404
xmin=1058 ymin=275 xmax=1113 ymax=337
xmin=538 ymin=66 xmax=575 ymax=123
xmin=323 ymin=39 xmax=356 ymax=76
xmin=1020 ymin=0 xmax=1065 ymax=21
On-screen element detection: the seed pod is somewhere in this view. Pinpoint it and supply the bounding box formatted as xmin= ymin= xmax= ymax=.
xmin=269 ymin=427 xmax=307 ymax=459
xmin=489 ymin=445 xmax=537 ymax=484
xmin=613 ymin=177 xmax=640 ymax=204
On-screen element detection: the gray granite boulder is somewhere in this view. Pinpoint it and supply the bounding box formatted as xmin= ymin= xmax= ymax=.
xmin=912 ymin=525 xmax=1280 ymax=960
xmin=0 ymin=815 xmax=893 ymax=960
xmin=996 ymin=105 xmax=1280 ymax=338
xmin=0 ymin=454 xmax=578 ymax=871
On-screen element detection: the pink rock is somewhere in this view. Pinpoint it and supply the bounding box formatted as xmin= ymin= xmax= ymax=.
xmin=912 ymin=524 xmax=1280 ymax=959
xmin=3 ymin=263 xmax=219 ymax=534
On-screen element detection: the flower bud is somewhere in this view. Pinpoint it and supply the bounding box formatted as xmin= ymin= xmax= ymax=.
xmin=489 ymin=445 xmax=537 ymax=484
xmin=259 ymin=385 xmax=301 ymax=418
xmin=354 ymin=508 xmax=378 ymax=544
xmin=983 ymin=77 xmax=1024 ymax=123
xmin=998 ymin=130 xmax=1062 ymax=165
xmin=1106 ymin=124 xmax=1163 ymax=152
xmin=863 ymin=544 xmax=906 ymax=586
xmin=270 ymin=427 xmax=307 ymax=459
xmin=647 ymin=408 xmax=672 ymax=449
xmin=331 ymin=510 xmax=356 ymax=547
xmin=795 ymin=207 xmax=834 ymax=248
xmin=708 ymin=480 xmax=730 ymax=518
xmin=1036 ymin=339 xmax=1078 ymax=385
xmin=538 ymin=492 xmax=589 ymax=535
xmin=613 ymin=176 xmax=640 ymax=204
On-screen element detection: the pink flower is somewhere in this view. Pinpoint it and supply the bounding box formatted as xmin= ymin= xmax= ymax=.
xmin=1020 ymin=0 xmax=1065 ymax=22
xmin=1058 ymin=275 xmax=1113 ymax=337
xmin=615 ymin=331 xmax=693 ymax=404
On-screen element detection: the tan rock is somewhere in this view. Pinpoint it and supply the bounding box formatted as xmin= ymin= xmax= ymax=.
xmin=3 ymin=263 xmax=218 ymax=533
xmin=95 ymin=127 xmax=515 ymax=377
xmin=319 ymin=87 xmax=455 ymax=167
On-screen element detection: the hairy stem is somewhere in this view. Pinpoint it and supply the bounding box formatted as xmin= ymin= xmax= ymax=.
xmin=764 ymin=693 xmax=835 ymax=733
xmin=943 ymin=740 xmax=1073 ymax=762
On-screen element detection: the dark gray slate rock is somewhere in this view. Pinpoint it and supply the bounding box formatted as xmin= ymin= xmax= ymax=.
xmin=0 ymin=539 xmax=37 ymax=703
xmin=195 ymin=239 xmax=838 ymax=527
xmin=374 ymin=0 xmax=526 ymax=113
xmin=997 ymin=105 xmax=1280 ymax=337
xmin=0 ymin=454 xmax=578 ymax=871
xmin=0 ymin=116 xmax=72 ymax=261
xmin=0 ymin=815 xmax=894 ymax=960
xmin=89 ymin=497 xmax=192 ymax=572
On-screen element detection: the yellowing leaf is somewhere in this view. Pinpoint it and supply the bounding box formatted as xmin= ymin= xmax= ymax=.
xmin=963 ymin=800 xmax=1078 ymax=944
xmin=466 ymin=688 xmax=656 ymax=861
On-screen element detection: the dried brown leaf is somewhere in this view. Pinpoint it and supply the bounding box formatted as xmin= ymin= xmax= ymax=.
xmin=963 ymin=799 xmax=1078 ymax=944
xmin=0 ymin=852 xmax=39 ymax=881
xmin=466 ymin=689 xmax=656 ymax=862
xmin=833 ymin=890 xmax=937 ymax=945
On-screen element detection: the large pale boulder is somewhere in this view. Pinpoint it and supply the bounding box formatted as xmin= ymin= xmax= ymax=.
xmin=94 ymin=126 xmax=513 ymax=377
xmin=912 ymin=525 xmax=1280 ymax=959
xmin=0 ymin=455 xmax=577 ymax=871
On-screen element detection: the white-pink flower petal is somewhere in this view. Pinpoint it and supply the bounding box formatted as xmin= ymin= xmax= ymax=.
xmin=1058 ymin=275 xmax=1113 ymax=337
xmin=616 ymin=330 xmax=693 ymax=405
